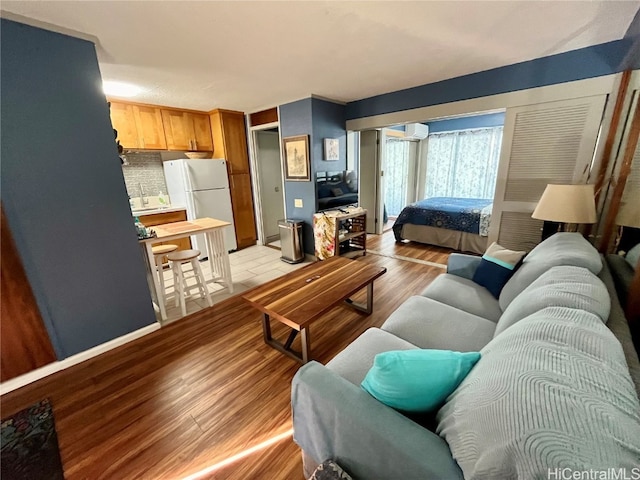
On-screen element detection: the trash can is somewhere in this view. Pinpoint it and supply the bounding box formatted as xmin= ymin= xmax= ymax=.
xmin=278 ymin=219 xmax=304 ymax=264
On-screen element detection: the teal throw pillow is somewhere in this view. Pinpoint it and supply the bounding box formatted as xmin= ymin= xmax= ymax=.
xmin=473 ymin=242 xmax=526 ymax=298
xmin=361 ymin=349 xmax=481 ymax=413
xmin=625 ymin=243 xmax=640 ymax=270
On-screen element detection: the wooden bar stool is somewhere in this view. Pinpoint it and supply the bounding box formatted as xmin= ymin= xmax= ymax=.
xmin=167 ymin=249 xmax=213 ymax=316
xmin=152 ymin=244 xmax=178 ymax=308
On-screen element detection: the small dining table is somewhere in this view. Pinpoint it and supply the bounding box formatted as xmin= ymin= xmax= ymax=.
xmin=139 ymin=217 xmax=233 ymax=321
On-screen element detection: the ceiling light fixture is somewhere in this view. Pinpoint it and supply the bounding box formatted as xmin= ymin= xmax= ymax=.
xmin=102 ymin=80 xmax=143 ymax=97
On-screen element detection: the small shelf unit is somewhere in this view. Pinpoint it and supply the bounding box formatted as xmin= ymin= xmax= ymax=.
xmin=313 ymin=209 xmax=367 ymax=260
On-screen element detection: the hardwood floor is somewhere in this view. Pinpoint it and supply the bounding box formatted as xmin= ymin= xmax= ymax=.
xmin=367 ymin=229 xmax=455 ymax=263
xmin=0 ymin=231 xmax=451 ymax=480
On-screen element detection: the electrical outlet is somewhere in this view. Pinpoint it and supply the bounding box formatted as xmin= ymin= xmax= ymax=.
xmin=294 ymin=198 xmax=303 ymax=208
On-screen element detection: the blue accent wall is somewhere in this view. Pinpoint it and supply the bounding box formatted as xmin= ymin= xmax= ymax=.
xmin=312 ymin=98 xmax=347 ymax=172
xmin=280 ymin=97 xmax=347 ymax=254
xmin=346 ymin=39 xmax=634 ymax=120
xmin=1 ymin=19 xmax=156 ymax=359
xmin=280 ymin=98 xmax=316 ymax=254
xmin=427 ymin=112 xmax=505 ymax=133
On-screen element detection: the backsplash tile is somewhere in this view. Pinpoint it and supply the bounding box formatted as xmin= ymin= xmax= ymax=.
xmin=122 ymin=152 xmax=167 ymax=199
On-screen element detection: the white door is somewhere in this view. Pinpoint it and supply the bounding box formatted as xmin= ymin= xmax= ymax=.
xmin=187 ymin=189 xmax=237 ymax=252
xmin=256 ymin=131 xmax=285 ymax=240
xmin=359 ymin=130 xmax=381 ymax=233
xmin=489 ymin=95 xmax=608 ymax=251
xmin=184 ymin=159 xmax=229 ymax=191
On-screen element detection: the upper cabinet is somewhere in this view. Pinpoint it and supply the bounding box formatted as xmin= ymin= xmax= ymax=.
xmin=134 ymin=106 xmax=167 ymax=149
xmin=108 ymin=100 xmax=212 ymax=152
xmin=161 ymin=110 xmax=213 ymax=152
xmin=192 ymin=113 xmax=214 ymax=152
xmin=109 ymin=101 xmax=166 ymax=150
xmin=109 ymin=102 xmax=139 ymax=149
xmin=210 ymin=109 xmax=250 ymax=174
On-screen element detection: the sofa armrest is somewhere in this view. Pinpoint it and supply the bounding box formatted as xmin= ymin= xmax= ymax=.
xmin=447 ymin=253 xmax=482 ymax=280
xmin=291 ymin=361 xmax=464 ymax=480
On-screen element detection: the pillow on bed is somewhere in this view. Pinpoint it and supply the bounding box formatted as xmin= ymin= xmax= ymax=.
xmin=472 ymin=242 xmax=526 ymax=298
xmin=331 ymin=187 xmax=344 ymax=197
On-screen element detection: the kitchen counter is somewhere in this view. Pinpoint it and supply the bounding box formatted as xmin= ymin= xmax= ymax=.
xmin=131 ymin=205 xmax=186 ymax=217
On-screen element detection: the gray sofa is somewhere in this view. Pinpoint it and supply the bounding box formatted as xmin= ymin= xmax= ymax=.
xmin=291 ymin=233 xmax=640 ymax=479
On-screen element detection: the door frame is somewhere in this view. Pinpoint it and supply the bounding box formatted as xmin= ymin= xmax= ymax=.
xmin=246 ymin=119 xmax=286 ymax=246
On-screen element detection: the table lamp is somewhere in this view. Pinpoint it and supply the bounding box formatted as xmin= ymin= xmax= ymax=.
xmin=614 ymin=198 xmax=640 ymax=251
xmin=616 ymin=200 xmax=640 ymax=230
xmin=532 ymin=184 xmax=597 ymax=240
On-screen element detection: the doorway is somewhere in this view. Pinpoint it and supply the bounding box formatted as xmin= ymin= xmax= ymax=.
xmin=250 ymin=127 xmax=285 ymax=247
xmin=384 ymin=135 xmax=419 ymax=231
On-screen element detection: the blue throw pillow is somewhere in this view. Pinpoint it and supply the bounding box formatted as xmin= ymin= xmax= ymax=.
xmin=361 ymin=349 xmax=481 ymax=413
xmin=472 ymin=242 xmax=526 ymax=298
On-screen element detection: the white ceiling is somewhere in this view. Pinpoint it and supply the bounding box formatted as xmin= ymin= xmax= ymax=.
xmin=2 ymin=1 xmax=638 ymax=113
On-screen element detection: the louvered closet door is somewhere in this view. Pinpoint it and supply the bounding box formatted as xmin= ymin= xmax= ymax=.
xmin=616 ymin=92 xmax=640 ymax=227
xmin=489 ymin=95 xmax=608 ymax=251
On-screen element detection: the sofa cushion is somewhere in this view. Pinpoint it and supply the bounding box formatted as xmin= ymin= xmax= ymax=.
xmin=625 ymin=242 xmax=640 ymax=269
xmin=498 ymin=233 xmax=603 ymax=311
xmin=524 ymin=232 xmax=602 ymax=272
xmin=326 ymin=328 xmax=418 ymax=386
xmin=472 ymin=242 xmax=525 ymax=298
xmin=436 ymin=306 xmax=640 ymax=478
xmin=421 ymin=274 xmax=502 ymax=322
xmin=494 ymin=265 xmax=611 ymax=338
xmin=382 ymin=296 xmax=496 ymax=351
xmin=361 ymin=350 xmax=481 ymax=413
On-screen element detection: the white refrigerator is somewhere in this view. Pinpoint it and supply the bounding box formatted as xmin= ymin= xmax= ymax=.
xmin=163 ymin=159 xmax=237 ymax=253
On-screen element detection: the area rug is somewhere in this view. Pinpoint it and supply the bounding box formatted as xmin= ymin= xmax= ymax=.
xmin=1 ymin=398 xmax=64 ymax=480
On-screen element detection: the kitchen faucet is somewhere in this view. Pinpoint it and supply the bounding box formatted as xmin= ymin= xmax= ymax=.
xmin=138 ymin=183 xmax=149 ymax=206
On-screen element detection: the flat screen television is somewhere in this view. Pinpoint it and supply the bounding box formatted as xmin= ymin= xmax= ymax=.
xmin=316 ymin=170 xmax=358 ymax=211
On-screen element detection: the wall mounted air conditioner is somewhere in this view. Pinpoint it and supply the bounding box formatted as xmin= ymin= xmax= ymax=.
xmin=404 ymin=123 xmax=429 ymax=140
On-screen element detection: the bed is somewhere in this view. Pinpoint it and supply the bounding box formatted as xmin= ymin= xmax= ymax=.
xmin=392 ymin=197 xmax=492 ymax=254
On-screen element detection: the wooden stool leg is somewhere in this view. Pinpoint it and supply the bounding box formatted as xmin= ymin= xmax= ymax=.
xmin=176 ymin=263 xmax=187 ymax=317
xmin=156 ymin=258 xmax=166 ymax=308
xmin=172 ymin=263 xmax=180 ymax=308
xmin=193 ymin=258 xmax=213 ymax=307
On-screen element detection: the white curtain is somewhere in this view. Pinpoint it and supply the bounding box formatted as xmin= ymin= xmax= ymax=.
xmin=424 ymin=127 xmax=503 ymax=199
xmin=385 ymin=139 xmax=410 ymax=216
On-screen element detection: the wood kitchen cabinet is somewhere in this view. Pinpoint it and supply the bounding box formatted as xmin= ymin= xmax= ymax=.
xmin=209 ymin=109 xmax=257 ymax=248
xmin=161 ymin=110 xmax=213 ymax=152
xmin=229 ymin=174 xmax=257 ymax=249
xmin=133 ymin=106 xmax=167 ymax=149
xmin=109 ymin=100 xmax=166 ymax=150
xmin=210 ymin=109 xmax=250 ymax=174
xmin=109 ymin=102 xmax=139 ymax=148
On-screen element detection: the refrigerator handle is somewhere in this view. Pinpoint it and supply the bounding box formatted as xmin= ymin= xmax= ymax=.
xmin=185 ymin=193 xmax=196 ymax=221
xmin=182 ymin=160 xmax=192 ymax=192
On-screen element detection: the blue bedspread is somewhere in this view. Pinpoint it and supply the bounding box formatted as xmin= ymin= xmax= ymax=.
xmin=393 ymin=197 xmax=493 ymax=241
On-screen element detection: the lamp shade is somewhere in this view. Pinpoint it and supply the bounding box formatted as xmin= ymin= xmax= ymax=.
xmin=531 ymin=184 xmax=597 ymax=224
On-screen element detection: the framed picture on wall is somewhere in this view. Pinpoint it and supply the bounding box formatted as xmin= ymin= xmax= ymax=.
xmin=283 ymin=135 xmax=311 ymax=181
xmin=324 ymin=138 xmax=339 ymax=161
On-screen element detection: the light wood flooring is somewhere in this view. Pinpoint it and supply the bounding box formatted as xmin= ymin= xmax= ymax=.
xmin=0 ymin=231 xmax=453 ymax=480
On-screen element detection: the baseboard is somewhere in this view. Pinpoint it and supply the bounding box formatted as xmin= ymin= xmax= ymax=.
xmin=0 ymin=323 xmax=161 ymax=396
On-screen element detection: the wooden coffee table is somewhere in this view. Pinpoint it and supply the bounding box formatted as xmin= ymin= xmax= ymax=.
xmin=242 ymin=256 xmax=386 ymax=363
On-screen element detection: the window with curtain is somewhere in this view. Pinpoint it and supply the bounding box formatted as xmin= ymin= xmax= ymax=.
xmin=424 ymin=126 xmax=503 ymax=199
xmin=385 ymin=139 xmax=411 ymax=216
